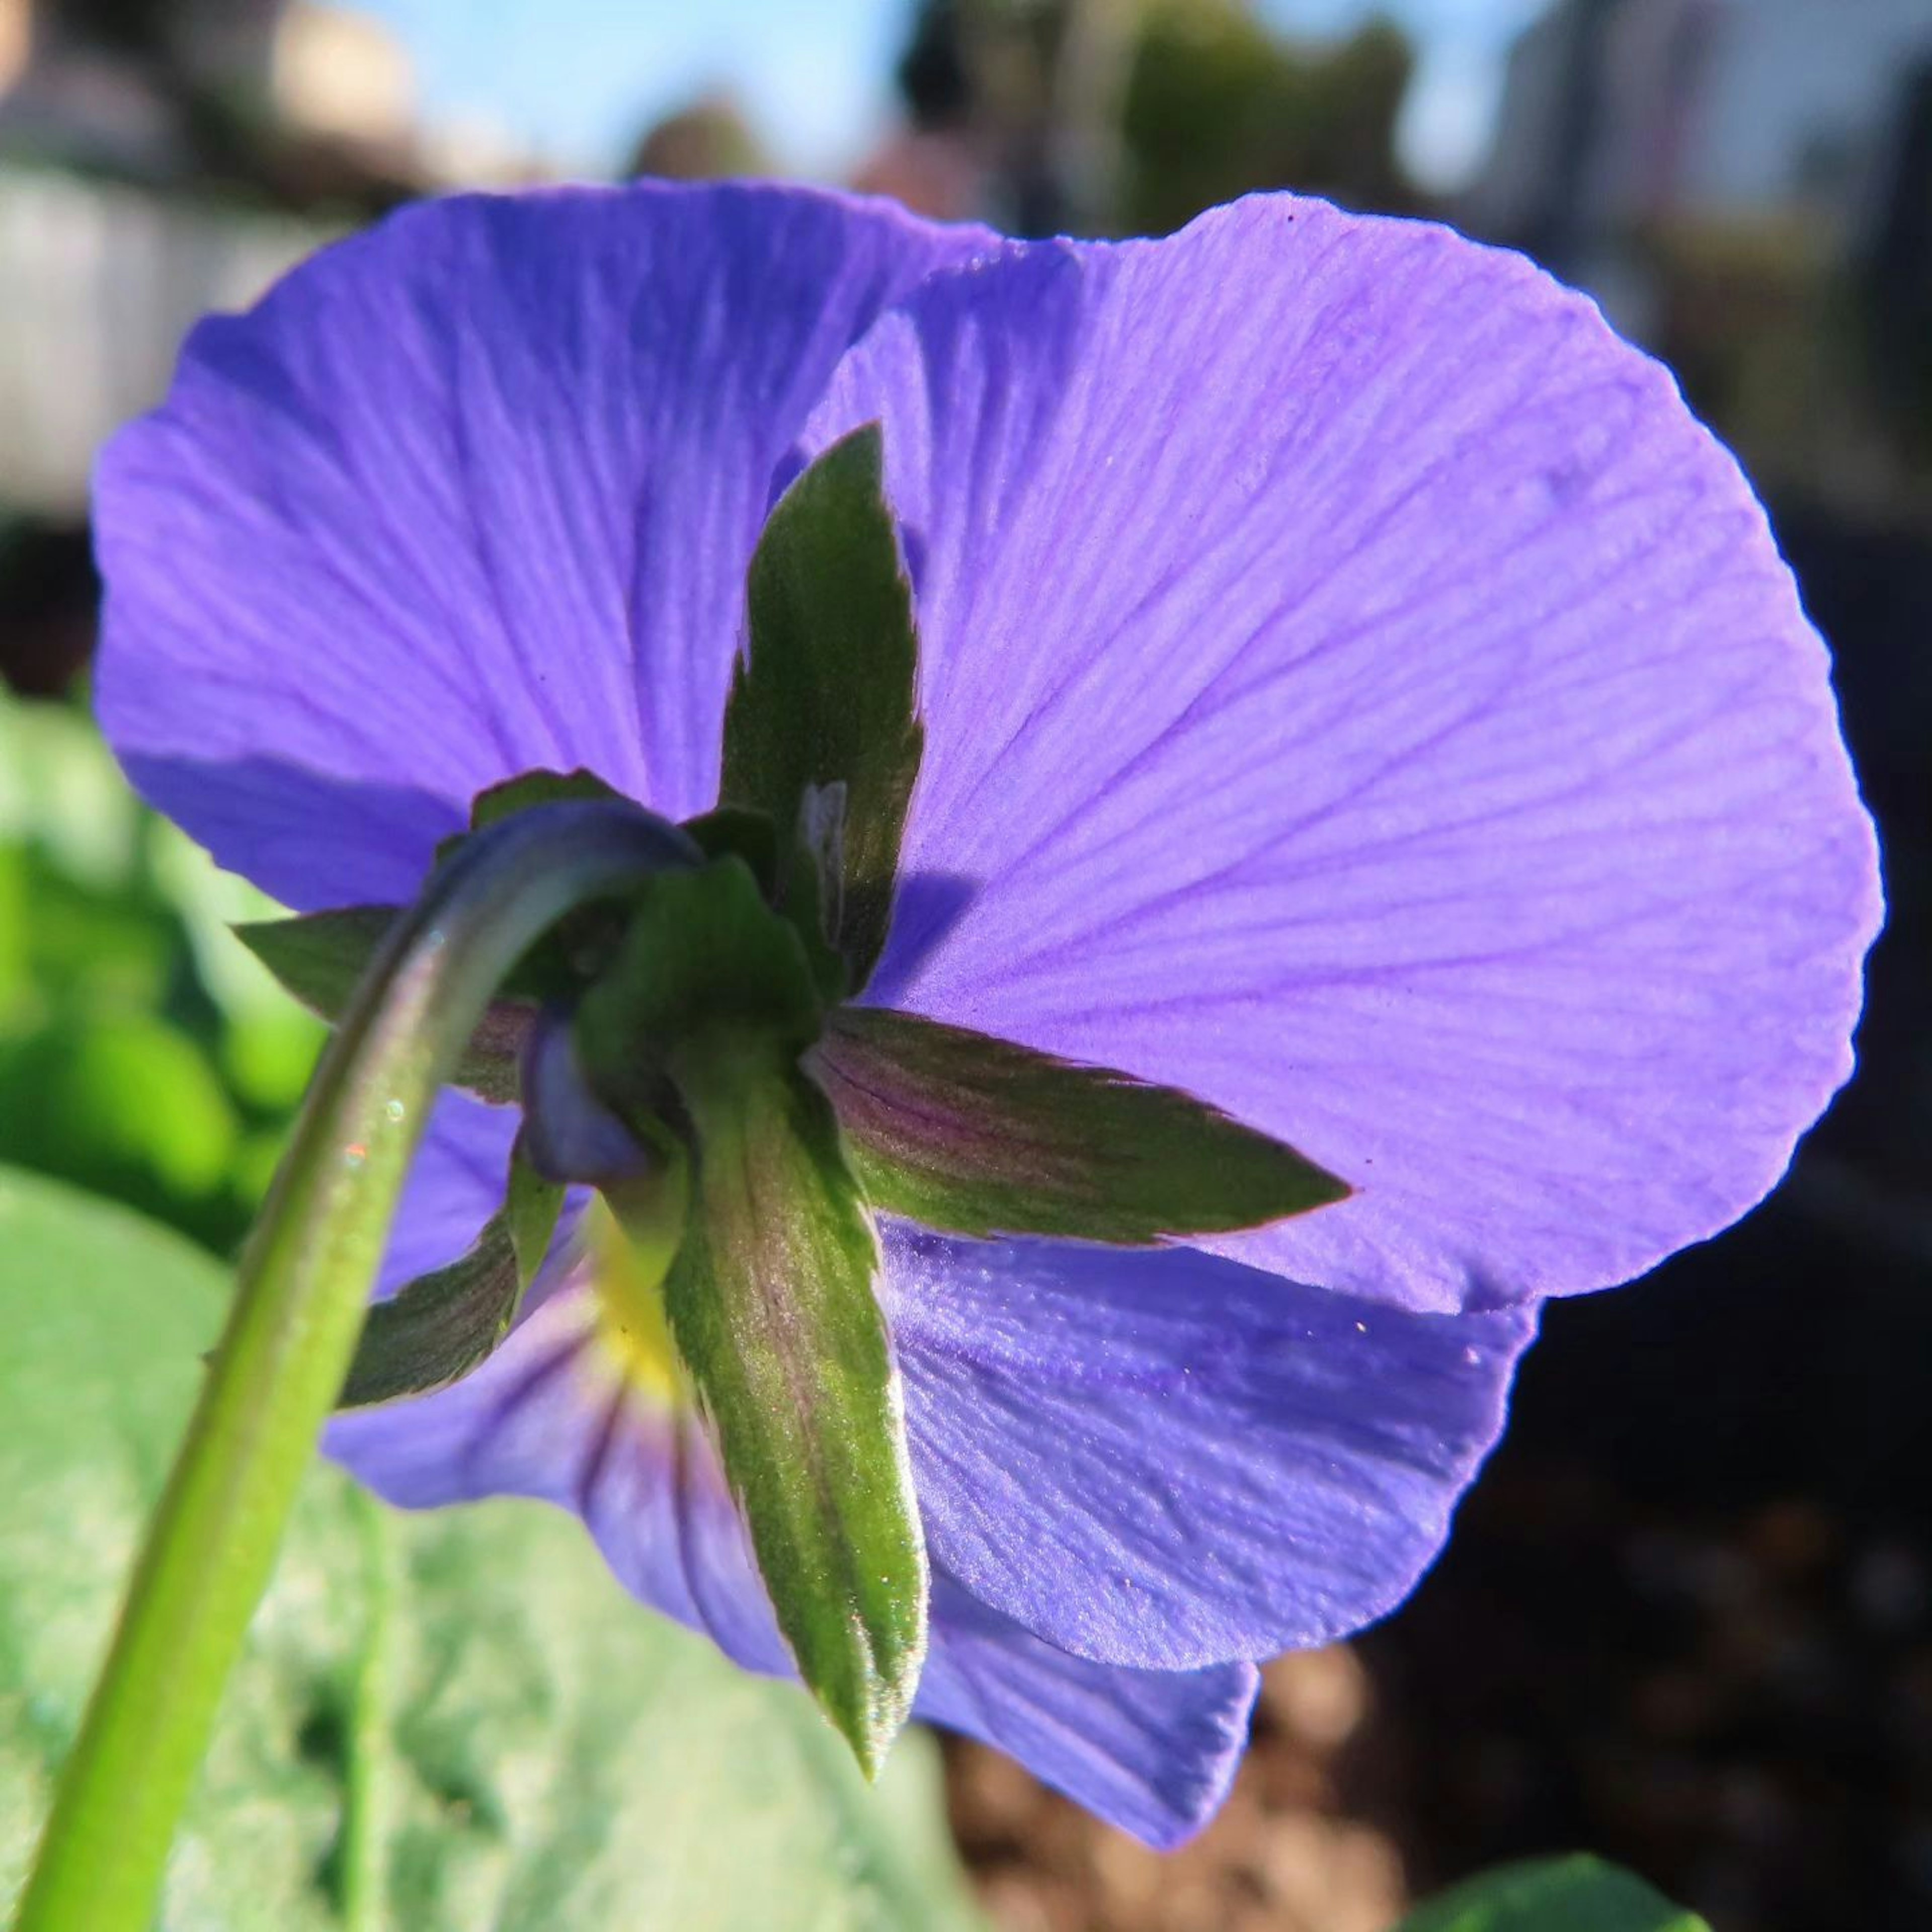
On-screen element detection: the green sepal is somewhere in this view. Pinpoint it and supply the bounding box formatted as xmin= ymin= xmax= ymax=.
xmin=576 ymin=859 xmax=925 ymax=1773
xmin=337 ymin=1137 xmax=564 ymax=1409
xmin=574 ymin=857 xmax=823 ymax=1095
xmin=239 ymin=769 xmax=645 ymax=1098
xmin=681 ymin=806 xmax=781 ymax=895
xmin=439 ymin=769 xmax=641 ymax=1004
xmin=682 ymin=803 xmax=848 ymax=1003
xmin=661 ymin=1058 xmax=924 ymax=1776
xmin=435 ymin=766 xmax=631 ymax=863
xmin=1396 ymin=1856 xmax=1710 ymax=1932
xmin=810 ymin=1006 xmax=1352 ymax=1244
xmin=235 ymin=908 xmax=535 ymax=1105
xmin=720 ymin=424 xmax=922 ymax=990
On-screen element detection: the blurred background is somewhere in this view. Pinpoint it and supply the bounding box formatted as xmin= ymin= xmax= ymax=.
xmin=1 ymin=2 xmax=1927 ymax=1927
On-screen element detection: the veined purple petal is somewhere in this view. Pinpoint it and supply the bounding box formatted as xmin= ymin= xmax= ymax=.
xmin=326 ymin=1252 xmax=801 ymax=1666
xmin=95 ymin=183 xmax=993 ymax=910
xmin=918 ymin=1579 xmax=1257 ymax=1852
xmin=327 ymin=1248 xmax=1261 ymax=1846
xmin=885 ymin=1224 xmax=1533 ymax=1670
xmin=807 ymin=191 xmax=1881 ymax=1313
xmin=374 ymin=1091 xmax=518 ymax=1296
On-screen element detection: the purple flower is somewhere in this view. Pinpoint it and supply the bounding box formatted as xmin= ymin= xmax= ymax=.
xmin=93 ymin=183 xmax=1878 ymax=1845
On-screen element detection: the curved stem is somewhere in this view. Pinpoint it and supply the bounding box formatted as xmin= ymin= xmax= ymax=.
xmin=15 ymin=800 xmax=697 ymax=1932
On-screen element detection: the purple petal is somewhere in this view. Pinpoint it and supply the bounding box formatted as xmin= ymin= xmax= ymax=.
xmin=918 ymin=1578 xmax=1258 ymax=1851
xmin=95 ymin=183 xmax=992 ymax=910
xmin=328 ymin=1258 xmax=1260 ymax=1845
xmin=326 ymin=1266 xmax=795 ymax=1674
xmin=808 ymin=192 xmax=1881 ymax=1313
xmin=326 ymin=1281 xmax=597 ymax=1507
xmin=374 ymin=1090 xmax=517 ymax=1296
xmin=884 ymin=1224 xmax=1534 ymax=1671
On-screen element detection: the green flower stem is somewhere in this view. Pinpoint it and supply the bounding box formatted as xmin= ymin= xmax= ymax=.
xmin=16 ymin=801 xmax=697 ymax=1932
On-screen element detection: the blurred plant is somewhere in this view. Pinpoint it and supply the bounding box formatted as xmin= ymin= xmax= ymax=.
xmin=1859 ymin=57 xmax=1932 ymax=470
xmin=897 ymin=0 xmax=1141 ymax=233
xmin=893 ymin=0 xmax=1421 ymax=235
xmin=0 ymin=1162 xmax=984 ymax=1930
xmin=1118 ymin=2 xmax=1418 ymax=234
xmin=0 ymin=686 xmax=320 ymax=1253
xmin=626 ymin=92 xmax=774 ymax=183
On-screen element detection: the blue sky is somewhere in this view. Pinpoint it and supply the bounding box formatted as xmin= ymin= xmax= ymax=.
xmin=359 ymin=0 xmax=1550 ymax=190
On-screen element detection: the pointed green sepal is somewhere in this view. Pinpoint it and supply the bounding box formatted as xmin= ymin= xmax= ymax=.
xmin=439 ymin=769 xmax=647 ymax=1004
xmin=721 ymin=424 xmax=922 ymax=989
xmin=681 ymin=805 xmax=782 ymax=895
xmin=663 ymin=1062 xmax=924 ymax=1773
xmin=810 ymin=1006 xmax=1352 ymax=1244
xmin=682 ymin=802 xmax=848 ymax=1003
xmin=237 ymin=908 xmax=536 ymax=1104
xmin=439 ymin=766 xmax=631 ymax=860
xmin=337 ymin=1137 xmax=564 ymax=1408
xmin=576 ymin=860 xmax=925 ymax=1772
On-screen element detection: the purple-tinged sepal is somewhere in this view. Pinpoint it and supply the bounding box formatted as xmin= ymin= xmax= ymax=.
xmin=339 ymin=1131 xmax=563 ymax=1408
xmin=812 ymin=1004 xmax=1349 ymax=1242
xmin=577 ymin=857 xmax=927 ymax=1774
xmin=238 ymin=905 xmax=535 ymax=1106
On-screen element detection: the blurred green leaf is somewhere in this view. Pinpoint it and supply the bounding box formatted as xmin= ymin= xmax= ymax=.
xmin=0 ymin=1167 xmax=983 ymax=1932
xmin=16 ymin=851 xmax=180 ymax=1013
xmin=1397 ymin=1856 xmax=1710 ymax=1932
xmin=0 ymin=1011 xmax=238 ymax=1205
xmin=0 ymin=696 xmax=319 ymax=1249
xmin=0 ymin=690 xmax=141 ymax=890
xmin=221 ymin=1010 xmax=325 ymax=1116
xmin=0 ymin=845 xmax=29 ymax=1022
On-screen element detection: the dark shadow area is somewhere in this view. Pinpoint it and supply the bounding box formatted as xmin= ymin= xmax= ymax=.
xmin=1353 ymin=485 xmax=1932 ymax=1932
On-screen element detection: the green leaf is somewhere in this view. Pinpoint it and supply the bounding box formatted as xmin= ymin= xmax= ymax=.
xmin=0 ymin=1012 xmax=238 ymax=1211
xmin=1397 ymin=1857 xmax=1711 ymax=1932
xmin=0 ymin=1167 xmax=983 ymax=1931
xmin=576 ymin=862 xmax=925 ymax=1774
xmin=811 ymin=1006 xmax=1351 ymax=1244
xmin=721 ymin=424 xmax=922 ymax=989
xmin=337 ymin=1140 xmax=562 ymax=1409
xmin=236 ymin=909 xmax=536 ymax=1105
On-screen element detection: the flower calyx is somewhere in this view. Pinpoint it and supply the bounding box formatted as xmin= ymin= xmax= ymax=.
xmin=235 ymin=423 xmax=1353 ymax=1775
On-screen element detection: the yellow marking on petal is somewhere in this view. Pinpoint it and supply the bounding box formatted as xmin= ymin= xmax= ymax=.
xmin=587 ymin=1175 xmax=690 ymax=1406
